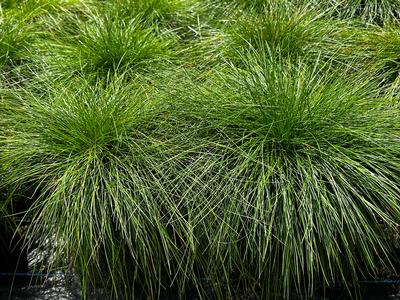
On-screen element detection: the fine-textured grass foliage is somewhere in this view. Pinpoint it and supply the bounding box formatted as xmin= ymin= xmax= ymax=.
xmin=222 ymin=2 xmax=343 ymax=63
xmin=102 ymin=0 xmax=189 ymax=27
xmin=343 ymin=24 xmax=400 ymax=93
xmin=169 ymin=49 xmax=400 ymax=298
xmin=0 ymin=196 xmax=9 ymax=231
xmin=1 ymin=0 xmax=81 ymax=19
xmin=0 ymin=0 xmax=81 ymax=77
xmin=213 ymin=0 xmax=270 ymax=12
xmin=0 ymin=11 xmax=37 ymax=69
xmin=38 ymin=13 xmax=175 ymax=77
xmin=311 ymin=0 xmax=400 ymax=24
xmin=0 ymin=75 xmax=199 ymax=298
xmin=0 ymin=0 xmax=399 ymax=299
xmin=0 ymin=0 xmax=17 ymax=9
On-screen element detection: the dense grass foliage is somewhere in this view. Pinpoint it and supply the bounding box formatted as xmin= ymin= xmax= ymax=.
xmin=349 ymin=24 xmax=400 ymax=86
xmin=170 ymin=51 xmax=400 ymax=298
xmin=0 ymin=76 xmax=198 ymax=298
xmin=322 ymin=0 xmax=400 ymax=23
xmin=0 ymin=12 xmax=36 ymax=69
xmin=102 ymin=0 xmax=189 ymax=26
xmin=0 ymin=0 xmax=399 ymax=299
xmin=37 ymin=12 xmax=176 ymax=77
xmin=223 ymin=2 xmax=343 ymax=62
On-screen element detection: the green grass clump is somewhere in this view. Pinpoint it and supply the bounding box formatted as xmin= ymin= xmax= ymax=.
xmin=342 ymin=24 xmax=400 ymax=94
xmin=0 ymin=0 xmax=18 ymax=9
xmin=212 ymin=0 xmax=270 ymax=12
xmin=311 ymin=0 xmax=400 ymax=24
xmin=222 ymin=2 xmax=341 ymax=62
xmin=0 ymin=0 xmax=84 ymax=78
xmin=0 ymin=12 xmax=38 ymax=70
xmin=101 ymin=0 xmax=189 ymax=27
xmin=0 ymin=75 xmax=198 ymax=298
xmin=170 ymin=50 xmax=400 ymax=298
xmin=39 ymin=13 xmax=175 ymax=77
xmin=1 ymin=0 xmax=81 ymax=19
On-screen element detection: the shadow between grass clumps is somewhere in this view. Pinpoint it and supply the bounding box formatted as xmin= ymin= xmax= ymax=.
xmin=0 ymin=202 xmax=29 ymax=275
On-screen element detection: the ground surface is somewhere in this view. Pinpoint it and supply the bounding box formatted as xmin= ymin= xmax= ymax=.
xmin=1 ymin=277 xmax=400 ymax=300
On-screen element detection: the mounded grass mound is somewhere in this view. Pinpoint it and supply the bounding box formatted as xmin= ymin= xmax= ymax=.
xmin=222 ymin=2 xmax=344 ymax=63
xmin=168 ymin=49 xmax=400 ymax=298
xmin=342 ymin=23 xmax=400 ymax=95
xmin=0 ymin=75 xmax=199 ymax=298
xmin=102 ymin=0 xmax=190 ymax=27
xmin=36 ymin=12 xmax=176 ymax=78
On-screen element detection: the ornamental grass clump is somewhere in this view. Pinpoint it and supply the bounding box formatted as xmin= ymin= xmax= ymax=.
xmin=0 ymin=75 xmax=198 ymax=298
xmin=172 ymin=49 xmax=400 ymax=298
xmin=0 ymin=11 xmax=38 ymax=70
xmin=221 ymin=2 xmax=349 ymax=65
xmin=1 ymin=0 xmax=82 ymax=24
xmin=40 ymin=12 xmax=175 ymax=77
xmin=310 ymin=0 xmax=400 ymax=24
xmin=214 ymin=0 xmax=270 ymax=12
xmin=103 ymin=0 xmax=189 ymax=28
xmin=341 ymin=24 xmax=400 ymax=95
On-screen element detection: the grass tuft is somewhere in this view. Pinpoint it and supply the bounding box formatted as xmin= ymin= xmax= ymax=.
xmin=102 ymin=0 xmax=189 ymax=27
xmin=343 ymin=24 xmax=400 ymax=91
xmin=0 ymin=11 xmax=38 ymax=69
xmin=0 ymin=75 xmax=198 ymax=298
xmin=169 ymin=49 xmax=400 ymax=298
xmin=309 ymin=0 xmax=400 ymax=24
xmin=223 ymin=2 xmax=339 ymax=62
xmin=38 ymin=13 xmax=175 ymax=77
